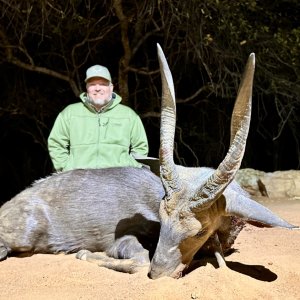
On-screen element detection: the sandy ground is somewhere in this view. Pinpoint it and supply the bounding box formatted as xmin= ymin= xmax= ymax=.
xmin=0 ymin=197 xmax=299 ymax=300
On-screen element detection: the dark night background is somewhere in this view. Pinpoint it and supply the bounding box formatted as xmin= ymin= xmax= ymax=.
xmin=0 ymin=0 xmax=299 ymax=204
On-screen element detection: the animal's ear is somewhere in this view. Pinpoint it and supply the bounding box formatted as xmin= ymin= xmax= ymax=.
xmin=224 ymin=193 xmax=298 ymax=229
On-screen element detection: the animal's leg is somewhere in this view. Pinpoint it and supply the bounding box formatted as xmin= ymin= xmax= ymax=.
xmin=76 ymin=250 xmax=148 ymax=274
xmin=0 ymin=239 xmax=9 ymax=261
xmin=0 ymin=246 xmax=8 ymax=261
xmin=76 ymin=235 xmax=150 ymax=274
xmin=211 ymin=233 xmax=226 ymax=267
xmin=110 ymin=235 xmax=150 ymax=264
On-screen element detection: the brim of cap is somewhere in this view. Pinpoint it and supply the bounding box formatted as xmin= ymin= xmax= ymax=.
xmin=85 ymin=76 xmax=111 ymax=83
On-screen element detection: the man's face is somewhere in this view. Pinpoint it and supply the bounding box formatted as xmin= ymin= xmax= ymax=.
xmin=86 ymin=77 xmax=113 ymax=109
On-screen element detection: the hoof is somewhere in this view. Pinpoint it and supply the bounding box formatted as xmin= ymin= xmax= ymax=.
xmin=0 ymin=246 xmax=8 ymax=261
xmin=76 ymin=249 xmax=91 ymax=260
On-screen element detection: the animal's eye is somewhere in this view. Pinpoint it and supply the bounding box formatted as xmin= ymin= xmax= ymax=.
xmin=195 ymin=230 xmax=207 ymax=238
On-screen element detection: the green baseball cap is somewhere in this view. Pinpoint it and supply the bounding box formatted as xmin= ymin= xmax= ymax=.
xmin=85 ymin=65 xmax=112 ymax=82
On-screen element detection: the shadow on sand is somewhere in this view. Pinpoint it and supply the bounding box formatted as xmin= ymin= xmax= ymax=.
xmin=186 ymin=258 xmax=277 ymax=282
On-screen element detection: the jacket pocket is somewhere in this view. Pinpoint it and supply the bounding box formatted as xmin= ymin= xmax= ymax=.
xmin=104 ymin=118 xmax=130 ymax=145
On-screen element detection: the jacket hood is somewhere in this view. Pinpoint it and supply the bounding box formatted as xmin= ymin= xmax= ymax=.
xmin=79 ymin=92 xmax=122 ymax=113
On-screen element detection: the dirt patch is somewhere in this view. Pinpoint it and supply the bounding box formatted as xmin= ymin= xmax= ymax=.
xmin=0 ymin=197 xmax=299 ymax=300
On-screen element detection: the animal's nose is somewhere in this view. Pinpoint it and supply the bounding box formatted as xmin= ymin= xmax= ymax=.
xmin=147 ymin=269 xmax=161 ymax=280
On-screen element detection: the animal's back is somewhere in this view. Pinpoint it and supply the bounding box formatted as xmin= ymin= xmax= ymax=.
xmin=0 ymin=167 xmax=164 ymax=256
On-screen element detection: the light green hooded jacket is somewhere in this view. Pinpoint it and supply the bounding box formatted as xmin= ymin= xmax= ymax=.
xmin=48 ymin=92 xmax=149 ymax=171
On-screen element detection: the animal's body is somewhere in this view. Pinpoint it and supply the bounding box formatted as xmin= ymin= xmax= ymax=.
xmin=0 ymin=166 xmax=242 ymax=261
xmin=0 ymin=167 xmax=162 ymax=259
xmin=0 ymin=164 xmax=291 ymax=277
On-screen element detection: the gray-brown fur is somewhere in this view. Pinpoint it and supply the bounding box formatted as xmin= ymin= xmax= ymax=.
xmin=0 ymin=168 xmax=163 ymax=261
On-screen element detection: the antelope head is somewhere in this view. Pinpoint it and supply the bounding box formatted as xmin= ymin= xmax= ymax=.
xmin=148 ymin=44 xmax=297 ymax=279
